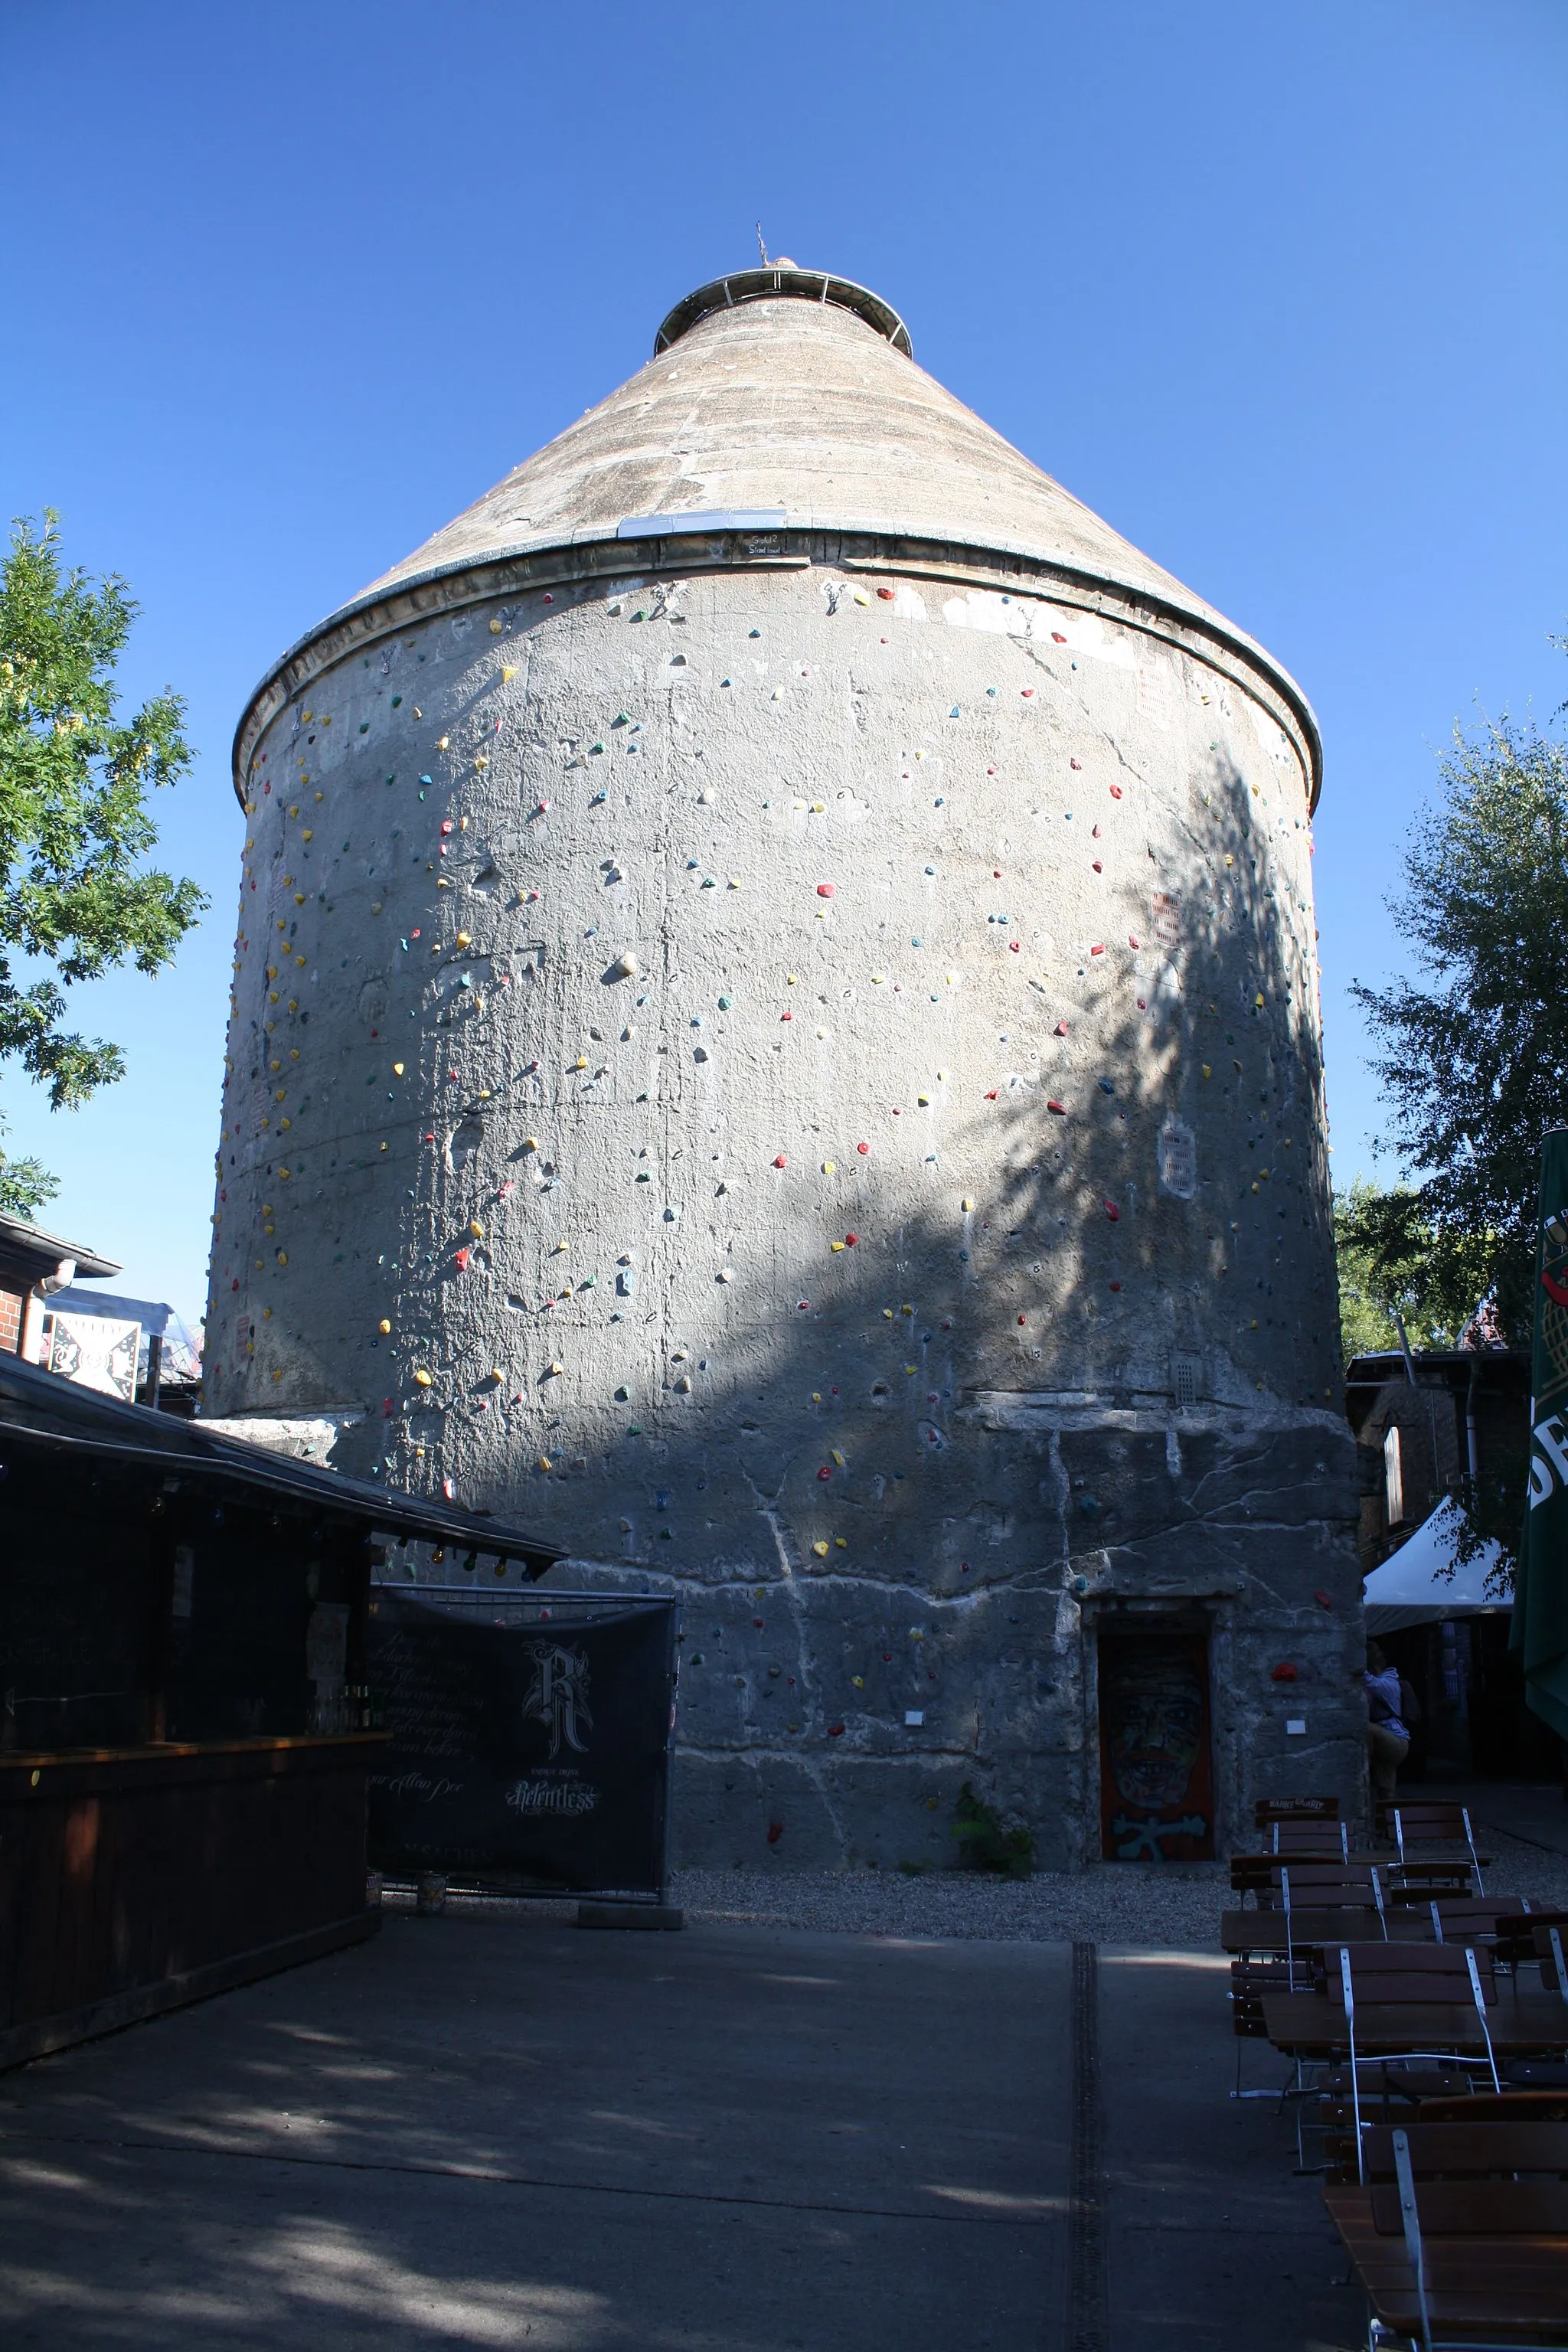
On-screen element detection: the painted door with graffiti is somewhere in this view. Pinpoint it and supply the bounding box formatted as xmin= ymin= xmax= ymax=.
xmin=1096 ymin=1621 xmax=1215 ymax=1862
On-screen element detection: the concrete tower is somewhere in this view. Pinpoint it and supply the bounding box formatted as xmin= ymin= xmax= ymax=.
xmin=207 ymin=266 xmax=1362 ymax=1869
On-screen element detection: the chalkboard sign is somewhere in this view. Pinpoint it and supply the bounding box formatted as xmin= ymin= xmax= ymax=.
xmin=364 ymin=1592 xmax=676 ymax=1894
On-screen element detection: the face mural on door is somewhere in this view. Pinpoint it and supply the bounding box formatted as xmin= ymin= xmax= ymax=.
xmin=1097 ymin=1626 xmax=1215 ymax=1861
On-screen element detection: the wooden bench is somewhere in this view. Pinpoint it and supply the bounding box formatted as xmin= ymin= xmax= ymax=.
xmin=1325 ymin=2121 xmax=1568 ymax=2348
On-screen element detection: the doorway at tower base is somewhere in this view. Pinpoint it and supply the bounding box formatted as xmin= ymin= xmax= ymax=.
xmin=1095 ymin=1610 xmax=1216 ymax=1862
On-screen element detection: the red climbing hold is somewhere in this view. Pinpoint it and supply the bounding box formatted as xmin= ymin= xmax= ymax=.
xmin=442 ymin=1478 xmax=455 ymax=1501
xmin=1047 ymin=1099 xmax=1067 ymax=1116
xmin=844 ymin=1233 xmax=858 ymax=1246
xmin=1105 ymin=1201 xmax=1119 ymax=1221
xmin=856 ymin=1142 xmax=870 ymax=1155
xmin=455 ymin=1246 xmax=470 ymax=1272
xmin=877 ymin=586 xmax=896 ymax=600
xmin=1017 ymin=1315 xmax=1027 ymax=1326
xmin=767 ymin=1821 xmax=783 ymax=1844
xmin=1314 ymin=1589 xmax=1334 ymax=1611
xmin=1051 ymin=631 xmax=1067 ymax=644
xmin=1270 ymin=1662 xmax=1298 ymax=1682
xmin=985 ymin=1089 xmax=998 ymax=1100
xmin=1109 ymin=785 xmax=1122 ymax=799
xmin=1089 ymin=944 xmax=1105 ymax=957
xmin=818 ymin=1466 xmax=832 ymax=1481
xmin=1070 ymin=757 xmax=1082 ymax=770
xmin=1021 ymin=686 xmax=1034 ymax=697
xmin=1129 ymin=935 xmax=1141 ymax=948
xmin=816 ymin=882 xmax=835 ymax=898
xmin=1009 ymin=939 xmax=1021 ymax=952
xmin=1092 ymin=861 xmax=1102 ymax=873
xmin=828 ymin=1723 xmax=846 ymax=1736
xmin=1054 ymin=1021 xmax=1069 ymax=1037
xmin=774 ymin=1154 xmax=789 ymax=1168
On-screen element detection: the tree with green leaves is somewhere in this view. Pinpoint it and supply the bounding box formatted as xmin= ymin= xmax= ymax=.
xmin=1332 ymin=1176 xmax=1487 ymax=1359
xmin=0 ymin=512 xmax=205 ymax=1218
xmin=1351 ymin=664 xmax=1568 ymax=1343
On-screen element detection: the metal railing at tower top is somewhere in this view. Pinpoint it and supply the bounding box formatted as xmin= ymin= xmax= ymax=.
xmin=652 ymin=266 xmax=913 ymax=358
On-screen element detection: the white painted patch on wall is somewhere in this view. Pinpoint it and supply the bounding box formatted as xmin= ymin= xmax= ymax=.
xmin=1157 ymin=1117 xmax=1197 ymax=1200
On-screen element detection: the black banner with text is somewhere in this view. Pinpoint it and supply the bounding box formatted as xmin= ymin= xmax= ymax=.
xmin=365 ymin=1592 xmax=676 ymax=1893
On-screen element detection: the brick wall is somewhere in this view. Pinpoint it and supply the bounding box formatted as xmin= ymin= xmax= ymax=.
xmin=0 ymin=1288 xmax=22 ymax=1354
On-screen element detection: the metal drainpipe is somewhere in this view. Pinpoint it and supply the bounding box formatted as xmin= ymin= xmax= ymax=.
xmin=1465 ymin=1354 xmax=1480 ymax=1487
xmin=1392 ymin=1305 xmax=1418 ymax=1386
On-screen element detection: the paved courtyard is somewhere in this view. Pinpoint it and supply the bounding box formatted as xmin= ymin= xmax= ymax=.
xmin=0 ymin=1903 xmax=1362 ymax=2349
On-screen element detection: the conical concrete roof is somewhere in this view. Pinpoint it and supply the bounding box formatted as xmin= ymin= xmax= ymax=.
xmin=352 ymin=270 xmax=1231 ymax=635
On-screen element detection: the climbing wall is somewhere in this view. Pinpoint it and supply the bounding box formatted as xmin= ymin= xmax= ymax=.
xmin=205 ymin=552 xmax=1361 ymax=1868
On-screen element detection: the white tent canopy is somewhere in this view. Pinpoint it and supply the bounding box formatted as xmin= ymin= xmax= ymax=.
xmin=1363 ymin=1504 xmax=1511 ymax=1635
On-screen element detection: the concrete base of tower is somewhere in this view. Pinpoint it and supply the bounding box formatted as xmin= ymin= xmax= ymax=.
xmin=544 ymin=1407 xmax=1367 ymax=1872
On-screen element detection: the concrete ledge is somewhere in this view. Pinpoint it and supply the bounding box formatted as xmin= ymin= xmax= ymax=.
xmin=575 ymin=1900 xmax=684 ymax=1932
xmin=0 ymin=1909 xmax=381 ymax=2073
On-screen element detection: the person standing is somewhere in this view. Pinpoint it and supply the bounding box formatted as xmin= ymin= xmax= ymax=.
xmin=1364 ymin=1642 xmax=1410 ymax=1801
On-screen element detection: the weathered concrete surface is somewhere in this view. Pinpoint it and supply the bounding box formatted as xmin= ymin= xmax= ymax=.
xmin=203 ymin=274 xmax=1361 ymax=1866
xmin=0 ymin=1913 xmax=1368 ymax=2350
xmin=348 ymin=291 xmax=1252 ymax=645
xmin=0 ymin=1911 xmax=1070 ymax=2350
xmin=1100 ymin=1948 xmax=1362 ymax=2350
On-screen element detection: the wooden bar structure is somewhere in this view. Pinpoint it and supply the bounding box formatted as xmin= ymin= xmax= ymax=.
xmin=0 ymin=1351 xmax=560 ymax=2069
xmin=0 ymin=1736 xmax=380 ymax=2068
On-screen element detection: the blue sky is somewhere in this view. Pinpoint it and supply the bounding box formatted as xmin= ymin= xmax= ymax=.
xmin=2 ymin=0 xmax=1564 ymax=1328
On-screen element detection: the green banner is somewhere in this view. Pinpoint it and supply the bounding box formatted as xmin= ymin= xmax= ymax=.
xmin=1511 ymin=1127 xmax=1568 ymax=1741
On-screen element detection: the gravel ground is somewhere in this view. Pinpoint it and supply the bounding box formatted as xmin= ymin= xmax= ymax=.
xmin=384 ymin=1823 xmax=1568 ymax=1952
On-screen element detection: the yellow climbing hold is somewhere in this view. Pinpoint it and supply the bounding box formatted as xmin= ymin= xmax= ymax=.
xmin=488 ymin=616 xmax=503 ymax=634
xmin=469 ymin=1220 xmax=484 ymax=1239
xmin=456 ymin=931 xmax=471 ymax=948
xmin=414 ymin=1368 xmax=433 ymax=1387
xmin=812 ymin=1540 xmax=829 ymax=1557
xmin=393 ymin=1062 xmax=404 ymax=1076
xmin=501 ymin=665 xmax=516 ymax=682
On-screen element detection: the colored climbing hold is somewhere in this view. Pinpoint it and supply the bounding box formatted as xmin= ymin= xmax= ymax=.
xmin=816 ymin=882 xmax=835 ymax=898
xmin=1047 ymin=1099 xmax=1067 ymax=1116
xmin=774 ymin=1154 xmax=788 ymax=1169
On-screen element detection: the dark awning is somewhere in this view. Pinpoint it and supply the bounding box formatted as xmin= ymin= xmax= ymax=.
xmin=0 ymin=1353 xmax=563 ymax=1577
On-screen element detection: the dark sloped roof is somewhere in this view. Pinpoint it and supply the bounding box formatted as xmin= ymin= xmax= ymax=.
xmin=0 ymin=1352 xmax=563 ymax=1576
xmin=0 ymin=1210 xmax=119 ymax=1289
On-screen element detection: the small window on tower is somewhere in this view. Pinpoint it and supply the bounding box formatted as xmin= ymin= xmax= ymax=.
xmin=1383 ymin=1426 xmax=1405 ymax=1527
